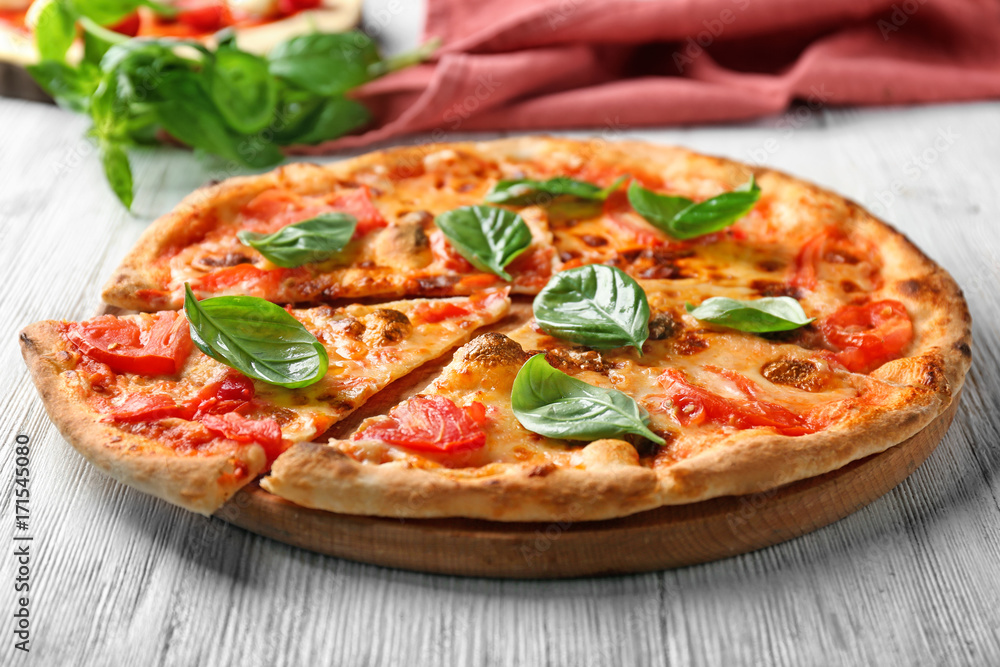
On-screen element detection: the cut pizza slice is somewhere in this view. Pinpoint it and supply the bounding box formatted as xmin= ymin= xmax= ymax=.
xmin=263 ymin=304 xmax=952 ymax=521
xmin=19 ymin=289 xmax=509 ymax=515
xmin=102 ymin=155 xmax=558 ymax=311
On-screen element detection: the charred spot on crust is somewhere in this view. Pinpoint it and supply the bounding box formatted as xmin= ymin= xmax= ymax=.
xmin=608 ymin=248 xmax=691 ymax=280
xmin=527 ymin=463 xmax=557 ymax=477
xmin=841 ymin=280 xmax=860 ymax=293
xmin=362 ymin=309 xmax=412 ymax=346
xmin=543 ymin=347 xmax=610 ymax=374
xmin=750 ymin=279 xmax=802 ymax=299
xmin=956 ymin=341 xmax=972 ymax=358
xmin=673 ymin=332 xmax=709 ymax=356
xmin=648 ymin=312 xmax=681 ymax=341
xmin=416 ymin=275 xmax=460 ymax=294
xmin=192 ymin=252 xmax=253 ymax=271
xmin=18 ymin=331 xmax=35 ymax=350
xmin=459 ymin=333 xmax=527 ymax=368
xmin=757 ymin=258 xmax=785 ymax=272
xmin=332 ymin=316 xmax=366 ymax=340
xmin=761 ymin=358 xmax=825 ymax=392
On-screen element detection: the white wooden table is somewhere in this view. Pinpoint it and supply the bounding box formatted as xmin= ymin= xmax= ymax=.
xmin=2 ymin=97 xmax=1000 ymax=666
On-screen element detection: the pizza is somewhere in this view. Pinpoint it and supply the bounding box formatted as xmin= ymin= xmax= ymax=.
xmin=20 ymin=290 xmax=510 ymax=513
xmin=0 ymin=0 xmax=360 ymax=66
xmin=22 ymin=137 xmax=971 ymax=524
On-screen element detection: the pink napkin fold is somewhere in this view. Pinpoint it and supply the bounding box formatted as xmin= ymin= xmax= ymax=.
xmin=293 ymin=0 xmax=1000 ymax=153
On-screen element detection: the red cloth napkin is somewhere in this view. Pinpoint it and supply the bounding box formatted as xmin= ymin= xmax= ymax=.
xmin=295 ymin=0 xmax=1000 ymax=153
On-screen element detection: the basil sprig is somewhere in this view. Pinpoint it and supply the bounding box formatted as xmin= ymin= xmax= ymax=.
xmin=686 ymin=296 xmax=814 ymax=333
xmin=512 ymin=355 xmax=665 ymax=444
xmin=485 ymin=175 xmax=626 ymax=206
xmin=27 ymin=17 xmax=436 ymax=209
xmin=627 ymin=176 xmax=760 ymax=240
xmin=237 ymin=213 xmax=357 ymax=268
xmin=435 ymin=205 xmax=532 ymax=280
xmin=183 ymin=284 xmax=328 ymax=389
xmin=534 ymin=265 xmax=650 ymax=353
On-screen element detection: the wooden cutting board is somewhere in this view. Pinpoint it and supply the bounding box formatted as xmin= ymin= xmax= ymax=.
xmin=216 ymin=392 xmax=961 ymax=579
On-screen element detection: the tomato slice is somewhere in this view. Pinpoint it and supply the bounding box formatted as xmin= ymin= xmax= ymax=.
xmin=109 ymin=12 xmax=141 ymax=36
xmin=175 ymin=0 xmax=231 ymax=33
xmin=68 ymin=312 xmax=192 ymax=376
xmin=194 ymin=263 xmax=288 ymax=293
xmin=277 ymin=0 xmax=322 ymax=14
xmin=657 ymin=369 xmax=815 ymax=436
xmin=107 ymin=394 xmax=189 ymax=423
xmin=199 ymin=412 xmax=283 ymax=462
xmin=430 ymin=230 xmax=475 ymax=272
xmin=356 ymin=395 xmax=487 ymax=452
xmin=330 ymin=186 xmax=388 ymax=237
xmin=191 ymin=373 xmax=256 ymax=417
xmin=819 ymin=300 xmax=913 ymax=373
xmin=790 ymin=228 xmax=874 ymax=291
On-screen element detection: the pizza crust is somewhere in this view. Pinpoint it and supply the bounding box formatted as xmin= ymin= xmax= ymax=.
xmin=19 ymin=322 xmax=266 ymax=515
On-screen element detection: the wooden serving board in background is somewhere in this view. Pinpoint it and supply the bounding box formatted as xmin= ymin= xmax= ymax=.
xmin=217 ymin=393 xmax=961 ymax=579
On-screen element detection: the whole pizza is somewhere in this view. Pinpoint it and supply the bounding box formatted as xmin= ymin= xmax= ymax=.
xmin=20 ymin=137 xmax=971 ymax=523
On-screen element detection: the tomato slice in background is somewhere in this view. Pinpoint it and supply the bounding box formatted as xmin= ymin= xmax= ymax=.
xmin=277 ymin=0 xmax=322 ymax=14
xmin=69 ymin=312 xmax=192 ymax=376
xmin=819 ymin=300 xmax=913 ymax=373
xmin=199 ymin=412 xmax=283 ymax=462
xmin=356 ymin=395 xmax=487 ymax=452
xmin=657 ymin=369 xmax=815 ymax=436
xmin=109 ymin=12 xmax=141 ymax=36
xmin=175 ymin=0 xmax=231 ymax=33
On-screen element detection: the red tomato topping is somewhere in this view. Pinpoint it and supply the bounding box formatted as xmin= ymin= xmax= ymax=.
xmin=790 ymin=228 xmax=874 ymax=291
xmin=109 ymin=12 xmax=141 ymax=36
xmin=68 ymin=312 xmax=192 ymax=376
xmin=356 ymin=395 xmax=487 ymax=452
xmin=195 ymin=264 xmax=286 ymax=293
xmin=277 ymin=0 xmax=322 ymax=14
xmin=413 ymin=301 xmax=472 ymax=324
xmin=657 ymin=369 xmax=815 ymax=436
xmin=430 ymin=230 xmax=475 ymax=272
xmin=191 ymin=373 xmax=256 ymax=417
xmin=604 ymin=190 xmax=666 ymax=247
xmin=819 ymin=300 xmax=913 ymax=373
xmin=175 ymin=0 xmax=231 ymax=33
xmin=329 ymin=187 xmax=388 ymax=237
xmin=107 ymin=394 xmax=188 ymax=423
xmin=199 ymin=412 xmax=283 ymax=462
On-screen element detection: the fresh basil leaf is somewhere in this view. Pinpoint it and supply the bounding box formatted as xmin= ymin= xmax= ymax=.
xmin=268 ymin=32 xmax=379 ymax=96
xmin=485 ymin=175 xmax=626 ymax=206
xmin=286 ymin=95 xmax=371 ymax=145
xmin=511 ymin=354 xmax=665 ymax=444
xmin=208 ymin=46 xmax=277 ymax=135
xmin=98 ymin=139 xmax=133 ymax=209
xmin=534 ymin=265 xmax=650 ymax=353
xmin=183 ymin=284 xmax=328 ymax=389
xmin=26 ymin=61 xmax=99 ymax=112
xmin=70 ymin=0 xmax=143 ymax=27
xmin=33 ymin=0 xmax=77 ymax=62
xmin=80 ymin=17 xmax=127 ymax=65
xmin=434 ymin=205 xmax=532 ymax=281
xmin=628 ymin=176 xmax=760 ymax=240
xmin=685 ymin=296 xmax=814 ymax=333
xmin=237 ymin=213 xmax=356 ymax=268
xmin=153 ymin=71 xmax=284 ymax=169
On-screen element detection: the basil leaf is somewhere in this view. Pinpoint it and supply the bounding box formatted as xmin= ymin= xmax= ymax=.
xmin=208 ymin=46 xmax=277 ymax=135
xmin=183 ymin=284 xmax=328 ymax=389
xmin=99 ymin=139 xmax=133 ymax=210
xmin=485 ymin=175 xmax=626 ymax=206
xmin=628 ymin=176 xmax=760 ymax=240
xmin=70 ymin=0 xmax=143 ymax=27
xmin=284 ymin=95 xmax=371 ymax=146
xmin=33 ymin=0 xmax=77 ymax=62
xmin=237 ymin=213 xmax=356 ymax=268
xmin=268 ymin=32 xmax=379 ymax=96
xmin=434 ymin=205 xmax=532 ymax=281
xmin=534 ymin=265 xmax=650 ymax=353
xmin=26 ymin=61 xmax=99 ymax=112
xmin=512 ymin=354 xmax=665 ymax=444
xmin=80 ymin=17 xmax=127 ymax=65
xmin=685 ymin=296 xmax=814 ymax=333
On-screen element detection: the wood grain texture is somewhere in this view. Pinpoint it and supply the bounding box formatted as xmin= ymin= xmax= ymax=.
xmin=221 ymin=395 xmax=960 ymax=578
xmin=2 ymin=98 xmax=1000 ymax=666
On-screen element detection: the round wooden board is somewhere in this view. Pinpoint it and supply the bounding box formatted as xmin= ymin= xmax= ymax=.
xmin=215 ymin=393 xmax=961 ymax=579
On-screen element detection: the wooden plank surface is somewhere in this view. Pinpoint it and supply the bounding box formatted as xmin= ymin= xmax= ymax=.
xmin=2 ymin=98 xmax=999 ymax=666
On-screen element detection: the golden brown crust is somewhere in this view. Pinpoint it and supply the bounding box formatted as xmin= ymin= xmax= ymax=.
xmin=19 ymin=322 xmax=265 ymax=515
